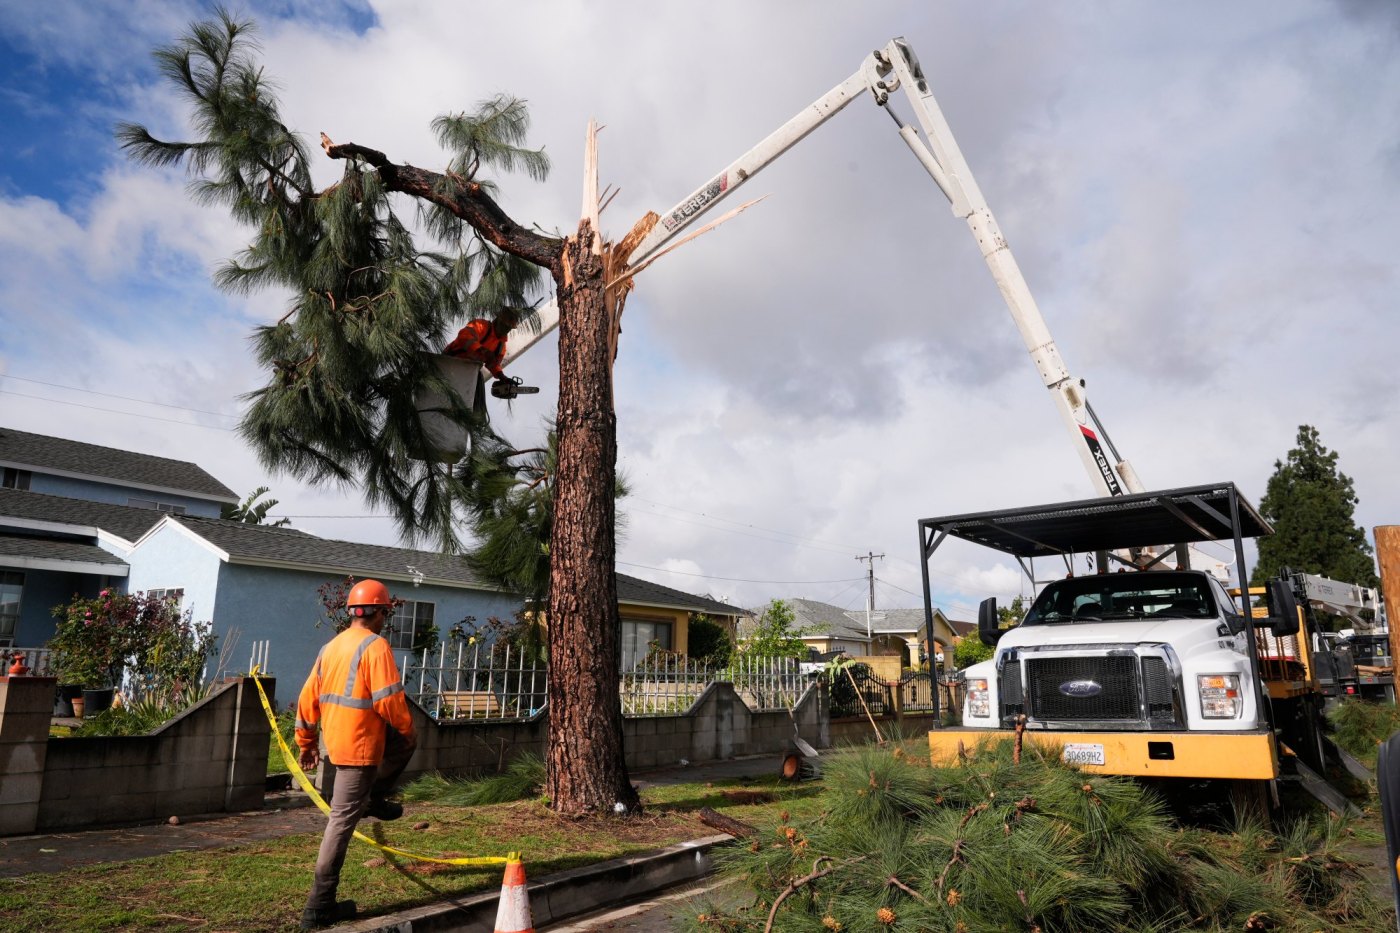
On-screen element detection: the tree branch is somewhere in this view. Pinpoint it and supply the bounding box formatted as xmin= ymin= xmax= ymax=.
xmin=321 ymin=133 xmax=563 ymax=270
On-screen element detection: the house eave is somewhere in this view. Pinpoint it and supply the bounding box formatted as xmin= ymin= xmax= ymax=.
xmin=0 ymin=554 xmax=129 ymax=576
xmin=0 ymin=459 xmax=237 ymax=505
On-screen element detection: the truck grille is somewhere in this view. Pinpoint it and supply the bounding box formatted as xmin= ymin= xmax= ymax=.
xmin=1027 ymin=656 xmax=1139 ymax=720
xmin=1142 ymin=657 xmax=1176 ymax=722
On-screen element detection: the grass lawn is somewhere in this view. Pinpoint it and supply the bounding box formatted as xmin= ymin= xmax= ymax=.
xmin=0 ymin=775 xmax=822 ymax=932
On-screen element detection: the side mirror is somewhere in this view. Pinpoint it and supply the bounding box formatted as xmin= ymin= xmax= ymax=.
xmin=1265 ymin=578 xmax=1300 ymax=638
xmin=978 ymin=596 xmax=1003 ymax=647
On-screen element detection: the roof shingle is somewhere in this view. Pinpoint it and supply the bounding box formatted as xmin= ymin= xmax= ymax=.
xmin=0 ymin=427 xmax=237 ymax=501
xmin=0 ymin=487 xmax=169 ymax=543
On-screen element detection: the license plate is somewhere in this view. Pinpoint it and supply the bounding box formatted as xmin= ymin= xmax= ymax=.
xmin=1062 ymin=743 xmax=1105 ymax=766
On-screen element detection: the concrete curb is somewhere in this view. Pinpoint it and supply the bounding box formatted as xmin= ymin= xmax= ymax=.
xmin=339 ymin=834 xmax=732 ymax=932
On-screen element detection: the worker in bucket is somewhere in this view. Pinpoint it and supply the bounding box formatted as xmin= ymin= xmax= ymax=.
xmin=444 ymin=308 xmax=521 ymax=382
xmin=295 ymin=579 xmax=417 ymax=929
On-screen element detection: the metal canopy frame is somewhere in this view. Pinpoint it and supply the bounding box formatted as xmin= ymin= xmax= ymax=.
xmin=916 ymin=483 xmax=1273 ymax=723
xmin=917 ymin=482 xmax=1269 ymax=563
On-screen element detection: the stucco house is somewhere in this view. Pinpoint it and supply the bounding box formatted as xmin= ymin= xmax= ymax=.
xmin=0 ymin=427 xmax=746 ymax=683
xmin=747 ymin=597 xmax=967 ymax=672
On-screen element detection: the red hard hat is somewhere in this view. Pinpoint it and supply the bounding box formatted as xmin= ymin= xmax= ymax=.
xmin=347 ymin=579 xmax=392 ymax=611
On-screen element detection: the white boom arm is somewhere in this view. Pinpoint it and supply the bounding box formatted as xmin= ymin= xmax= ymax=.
xmin=1293 ymin=571 xmax=1383 ymax=630
xmin=506 ymin=38 xmax=1141 ymax=498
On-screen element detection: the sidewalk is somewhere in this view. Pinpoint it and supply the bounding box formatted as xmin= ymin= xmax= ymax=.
xmin=0 ymin=754 xmax=783 ymax=880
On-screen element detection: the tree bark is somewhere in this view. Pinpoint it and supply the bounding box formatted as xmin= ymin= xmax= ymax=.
xmin=544 ymin=220 xmax=638 ymax=816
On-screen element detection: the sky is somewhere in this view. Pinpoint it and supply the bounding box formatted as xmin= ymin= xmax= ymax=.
xmin=1 ymin=0 xmax=1396 ymax=623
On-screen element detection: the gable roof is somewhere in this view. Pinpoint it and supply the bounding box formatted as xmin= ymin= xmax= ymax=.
xmin=777 ymin=598 xmax=873 ymax=642
xmin=0 ymin=487 xmax=168 ymax=544
xmin=164 ymin=514 xmax=495 ymax=589
xmin=159 ymin=517 xmax=744 ymax=615
xmin=616 ymin=574 xmax=747 ymax=617
xmin=0 ymin=427 xmax=237 ymax=503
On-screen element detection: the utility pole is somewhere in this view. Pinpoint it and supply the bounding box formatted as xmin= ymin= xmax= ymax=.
xmin=855 ymin=551 xmax=884 ymax=639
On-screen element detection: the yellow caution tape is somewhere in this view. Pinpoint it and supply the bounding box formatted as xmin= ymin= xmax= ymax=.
xmin=251 ymin=667 xmax=513 ymax=867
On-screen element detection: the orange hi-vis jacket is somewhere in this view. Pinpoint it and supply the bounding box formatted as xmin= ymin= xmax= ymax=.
xmin=443 ymin=319 xmax=507 ymax=378
xmin=296 ymin=628 xmax=416 ymax=767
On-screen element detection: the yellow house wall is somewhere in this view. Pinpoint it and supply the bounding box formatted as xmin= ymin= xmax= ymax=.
xmin=619 ymin=602 xmax=689 ymax=655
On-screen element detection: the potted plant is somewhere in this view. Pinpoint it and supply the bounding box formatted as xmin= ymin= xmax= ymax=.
xmin=47 ymin=589 xmax=130 ymax=715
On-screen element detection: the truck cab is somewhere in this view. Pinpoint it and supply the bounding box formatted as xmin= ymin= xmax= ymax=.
xmin=961 ymin=569 xmax=1263 ymax=738
xmin=920 ymin=483 xmax=1314 ymax=788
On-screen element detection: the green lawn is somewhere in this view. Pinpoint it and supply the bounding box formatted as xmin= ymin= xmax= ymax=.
xmin=0 ymin=775 xmax=822 ymax=932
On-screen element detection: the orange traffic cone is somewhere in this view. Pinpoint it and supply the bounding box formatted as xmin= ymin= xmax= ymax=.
xmin=494 ymin=854 xmax=533 ymax=933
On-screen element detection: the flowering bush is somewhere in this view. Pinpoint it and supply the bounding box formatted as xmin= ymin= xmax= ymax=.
xmin=47 ymin=590 xmax=217 ymax=697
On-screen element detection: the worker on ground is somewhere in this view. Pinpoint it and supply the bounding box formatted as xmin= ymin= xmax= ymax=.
xmin=295 ymin=579 xmax=417 ymax=929
xmin=443 ymin=308 xmax=521 ymax=385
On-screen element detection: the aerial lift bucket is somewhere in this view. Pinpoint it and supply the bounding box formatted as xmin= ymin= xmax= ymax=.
xmin=414 ymin=353 xmax=483 ymax=463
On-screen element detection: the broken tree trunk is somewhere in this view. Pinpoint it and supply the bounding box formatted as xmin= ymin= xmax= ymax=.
xmin=544 ymin=211 xmax=639 ymax=816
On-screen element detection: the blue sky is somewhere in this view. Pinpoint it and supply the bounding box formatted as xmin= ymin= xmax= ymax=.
xmin=1 ymin=1 xmax=1397 ymax=619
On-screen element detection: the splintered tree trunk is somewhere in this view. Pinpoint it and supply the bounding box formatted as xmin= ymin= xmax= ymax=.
xmin=545 ymin=221 xmax=639 ymax=816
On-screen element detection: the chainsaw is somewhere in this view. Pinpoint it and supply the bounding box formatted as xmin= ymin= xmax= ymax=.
xmin=491 ymin=377 xmax=540 ymax=400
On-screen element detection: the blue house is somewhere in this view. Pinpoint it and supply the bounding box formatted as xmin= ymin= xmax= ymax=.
xmin=0 ymin=427 xmax=746 ymax=685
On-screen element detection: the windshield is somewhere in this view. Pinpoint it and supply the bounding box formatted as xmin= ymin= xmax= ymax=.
xmin=1022 ymin=572 xmax=1216 ymax=625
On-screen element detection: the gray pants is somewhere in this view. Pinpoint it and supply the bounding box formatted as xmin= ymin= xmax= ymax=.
xmin=307 ymin=727 xmax=415 ymax=910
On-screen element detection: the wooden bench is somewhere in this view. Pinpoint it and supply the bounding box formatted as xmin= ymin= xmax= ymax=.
xmin=438 ymin=690 xmax=504 ymax=719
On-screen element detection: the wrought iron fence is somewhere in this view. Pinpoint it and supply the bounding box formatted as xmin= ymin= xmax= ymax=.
xmin=620 ymin=654 xmax=809 ymax=716
xmin=829 ymin=663 xmax=894 ymax=719
xmin=897 ymin=671 xmax=937 ymax=712
xmin=401 ymin=641 xmax=547 ymax=721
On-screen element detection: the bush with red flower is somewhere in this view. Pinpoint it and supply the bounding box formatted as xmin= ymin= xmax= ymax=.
xmin=47 ymin=589 xmax=217 ymax=698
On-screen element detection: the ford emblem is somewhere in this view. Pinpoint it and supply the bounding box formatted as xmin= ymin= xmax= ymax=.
xmin=1059 ymin=679 xmax=1102 ymax=698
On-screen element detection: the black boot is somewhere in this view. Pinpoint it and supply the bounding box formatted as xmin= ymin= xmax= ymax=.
xmin=301 ymin=899 xmax=356 ymax=929
xmin=365 ymin=797 xmax=403 ymax=821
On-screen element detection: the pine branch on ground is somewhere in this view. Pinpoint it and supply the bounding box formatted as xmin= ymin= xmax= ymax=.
xmin=681 ymin=741 xmax=1390 ymax=932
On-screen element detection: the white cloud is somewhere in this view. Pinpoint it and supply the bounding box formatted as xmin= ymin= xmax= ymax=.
xmin=2 ymin=0 xmax=1397 ymax=620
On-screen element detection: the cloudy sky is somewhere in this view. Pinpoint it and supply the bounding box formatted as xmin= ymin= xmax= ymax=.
xmin=1 ymin=0 xmax=1396 ymax=622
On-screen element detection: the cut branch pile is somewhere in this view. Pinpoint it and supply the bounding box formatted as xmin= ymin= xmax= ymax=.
xmin=682 ymin=741 xmax=1388 ymax=932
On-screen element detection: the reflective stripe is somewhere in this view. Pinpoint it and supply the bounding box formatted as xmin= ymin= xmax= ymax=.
xmin=342 ymin=632 xmax=381 ymax=698
xmin=371 ymin=682 xmax=404 ymax=702
xmin=320 ymin=693 xmax=374 ymax=710
xmin=295 ymin=718 xmax=314 ymax=731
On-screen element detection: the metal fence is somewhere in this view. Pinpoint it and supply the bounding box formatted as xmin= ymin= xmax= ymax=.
xmin=401 ymin=641 xmax=547 ymax=721
xmin=620 ymin=654 xmax=808 ymax=716
xmin=400 ymin=645 xmax=811 ymax=720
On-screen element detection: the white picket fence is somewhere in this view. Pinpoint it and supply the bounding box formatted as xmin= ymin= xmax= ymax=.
xmin=399 ymin=645 xmax=810 ymax=720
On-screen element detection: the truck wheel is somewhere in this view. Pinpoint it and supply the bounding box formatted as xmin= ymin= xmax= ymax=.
xmin=1228 ymin=779 xmax=1274 ymax=830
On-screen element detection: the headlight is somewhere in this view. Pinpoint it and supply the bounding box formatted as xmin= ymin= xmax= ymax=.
xmin=1198 ymin=674 xmax=1242 ymax=719
xmin=967 ymin=678 xmax=991 ymax=718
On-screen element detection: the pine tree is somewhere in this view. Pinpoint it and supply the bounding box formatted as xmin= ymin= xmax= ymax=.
xmin=120 ymin=11 xmax=649 ymax=815
xmin=1251 ymin=425 xmax=1378 ymax=587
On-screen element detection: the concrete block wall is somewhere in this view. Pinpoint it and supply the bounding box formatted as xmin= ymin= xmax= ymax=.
xmin=0 ymin=676 xmax=56 ymax=835
xmin=0 ymin=677 xmax=274 ymax=836
xmin=390 ymin=680 xmax=828 ymax=782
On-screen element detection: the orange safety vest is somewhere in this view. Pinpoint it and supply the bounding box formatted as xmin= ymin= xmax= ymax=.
xmin=444 ymin=319 xmax=507 ymax=377
xmin=295 ymin=628 xmax=416 ymax=767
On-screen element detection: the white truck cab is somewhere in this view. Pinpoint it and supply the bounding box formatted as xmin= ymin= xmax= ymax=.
xmin=921 ymin=483 xmax=1315 ymax=787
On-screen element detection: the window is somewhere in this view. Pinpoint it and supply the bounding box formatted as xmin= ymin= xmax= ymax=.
xmin=126 ymin=498 xmax=187 ymax=515
xmin=621 ymin=617 xmax=673 ymax=669
xmin=0 ymin=572 xmax=22 ymax=646
xmin=387 ymin=600 xmax=435 ymax=652
xmin=147 ymin=587 xmax=185 ymax=610
xmin=2 ymin=468 xmax=30 ymax=490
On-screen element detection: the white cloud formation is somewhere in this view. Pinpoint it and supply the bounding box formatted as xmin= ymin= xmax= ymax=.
xmin=2 ymin=0 xmax=1397 ymax=619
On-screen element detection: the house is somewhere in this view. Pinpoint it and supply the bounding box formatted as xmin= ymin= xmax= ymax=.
xmin=0 ymin=427 xmax=747 ymax=681
xmin=0 ymin=426 xmax=235 ymax=517
xmin=747 ymin=597 xmax=966 ymax=672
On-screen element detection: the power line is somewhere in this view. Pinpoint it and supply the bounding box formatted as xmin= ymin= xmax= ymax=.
xmin=0 ymin=389 xmax=236 ymax=431
xmin=627 ymin=504 xmax=854 ymax=556
xmin=630 ymin=495 xmax=861 ymax=554
xmin=0 ymin=374 xmax=240 ymax=419
xmin=617 ymin=560 xmax=865 ymax=586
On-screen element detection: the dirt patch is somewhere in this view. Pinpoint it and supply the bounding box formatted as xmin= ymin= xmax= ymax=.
xmin=720 ymin=790 xmax=776 ymax=805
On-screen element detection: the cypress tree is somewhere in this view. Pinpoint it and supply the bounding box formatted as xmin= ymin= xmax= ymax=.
xmin=1251 ymin=425 xmax=1378 ymax=588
